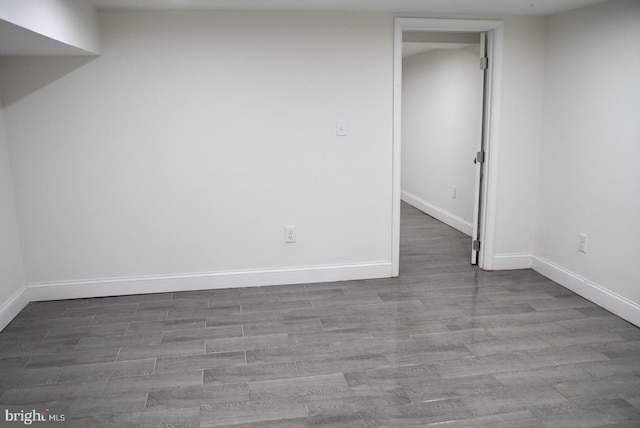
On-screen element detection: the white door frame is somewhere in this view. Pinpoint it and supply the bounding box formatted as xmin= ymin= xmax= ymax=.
xmin=392 ymin=17 xmax=504 ymax=276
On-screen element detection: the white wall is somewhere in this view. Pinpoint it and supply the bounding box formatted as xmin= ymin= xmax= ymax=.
xmin=535 ymin=0 xmax=640 ymax=321
xmin=0 ymin=8 xmax=600 ymax=313
xmin=0 ymin=11 xmax=551 ymax=300
xmin=0 ymin=89 xmax=26 ymax=331
xmin=489 ymin=16 xmax=546 ymax=269
xmin=401 ymin=46 xmax=481 ymax=235
xmin=0 ymin=11 xmax=394 ymax=295
xmin=0 ymin=0 xmax=101 ymax=55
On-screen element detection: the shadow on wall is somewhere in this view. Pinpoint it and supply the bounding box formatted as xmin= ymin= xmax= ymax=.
xmin=0 ymin=56 xmax=97 ymax=107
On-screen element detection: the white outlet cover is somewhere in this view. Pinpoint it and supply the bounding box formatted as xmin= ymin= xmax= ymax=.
xmin=578 ymin=233 xmax=587 ymax=253
xmin=285 ymin=226 xmax=296 ymax=243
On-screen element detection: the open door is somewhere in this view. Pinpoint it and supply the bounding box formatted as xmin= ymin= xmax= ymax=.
xmin=393 ymin=18 xmax=503 ymax=274
xmin=471 ymin=32 xmax=489 ymax=265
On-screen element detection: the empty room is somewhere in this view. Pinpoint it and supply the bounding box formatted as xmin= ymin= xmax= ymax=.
xmin=0 ymin=0 xmax=639 ymax=427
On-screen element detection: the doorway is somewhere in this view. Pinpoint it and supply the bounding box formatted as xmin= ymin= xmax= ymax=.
xmin=391 ymin=18 xmax=504 ymax=276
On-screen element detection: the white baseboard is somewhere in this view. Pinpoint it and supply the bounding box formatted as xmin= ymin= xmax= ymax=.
xmin=0 ymin=286 xmax=29 ymax=332
xmin=490 ymin=253 xmax=533 ymax=270
xmin=27 ymin=262 xmax=393 ymax=302
xmin=401 ymin=190 xmax=473 ymax=237
xmin=532 ymin=256 xmax=640 ymax=328
xmin=17 ymin=254 xmax=640 ymax=330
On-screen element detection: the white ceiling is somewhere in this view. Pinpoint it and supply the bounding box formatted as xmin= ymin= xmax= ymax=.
xmin=403 ymin=42 xmax=474 ymax=59
xmin=0 ymin=0 xmax=612 ymax=56
xmin=88 ymin=0 xmax=611 ymax=16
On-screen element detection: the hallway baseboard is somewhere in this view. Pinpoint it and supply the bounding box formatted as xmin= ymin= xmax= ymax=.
xmin=401 ymin=190 xmax=473 ymax=237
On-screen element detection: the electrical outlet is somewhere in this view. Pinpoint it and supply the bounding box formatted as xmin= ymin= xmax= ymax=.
xmin=452 ymin=186 xmax=457 ymax=199
xmin=285 ymin=226 xmax=296 ymax=243
xmin=578 ymin=233 xmax=587 ymax=253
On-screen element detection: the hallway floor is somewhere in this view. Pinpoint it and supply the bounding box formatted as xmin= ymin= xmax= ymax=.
xmin=1 ymin=203 xmax=639 ymax=427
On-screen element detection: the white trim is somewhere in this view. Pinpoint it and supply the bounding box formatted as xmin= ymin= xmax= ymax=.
xmin=393 ymin=17 xmax=504 ymax=273
xmin=401 ymin=190 xmax=472 ymax=236
xmin=391 ymin=18 xmax=403 ymax=277
xmin=476 ymin=23 xmax=503 ymax=270
xmin=533 ymin=256 xmax=640 ymax=328
xmin=27 ymin=262 xmax=392 ymax=302
xmin=0 ymin=286 xmax=29 ymax=332
xmin=491 ymin=253 xmax=533 ymax=270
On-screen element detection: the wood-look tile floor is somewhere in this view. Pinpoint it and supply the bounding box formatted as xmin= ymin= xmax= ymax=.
xmin=1 ymin=203 xmax=639 ymax=427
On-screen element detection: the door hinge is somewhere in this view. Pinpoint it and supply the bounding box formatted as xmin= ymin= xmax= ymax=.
xmin=475 ymin=151 xmax=485 ymax=164
xmin=472 ymin=240 xmax=481 ymax=251
xmin=480 ymin=57 xmax=488 ymax=70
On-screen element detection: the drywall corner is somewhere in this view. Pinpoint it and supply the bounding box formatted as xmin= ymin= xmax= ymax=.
xmin=0 ymin=88 xmax=27 ymax=331
xmin=0 ymin=0 xmax=101 ymax=55
xmin=0 ymin=286 xmax=28 ymax=332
